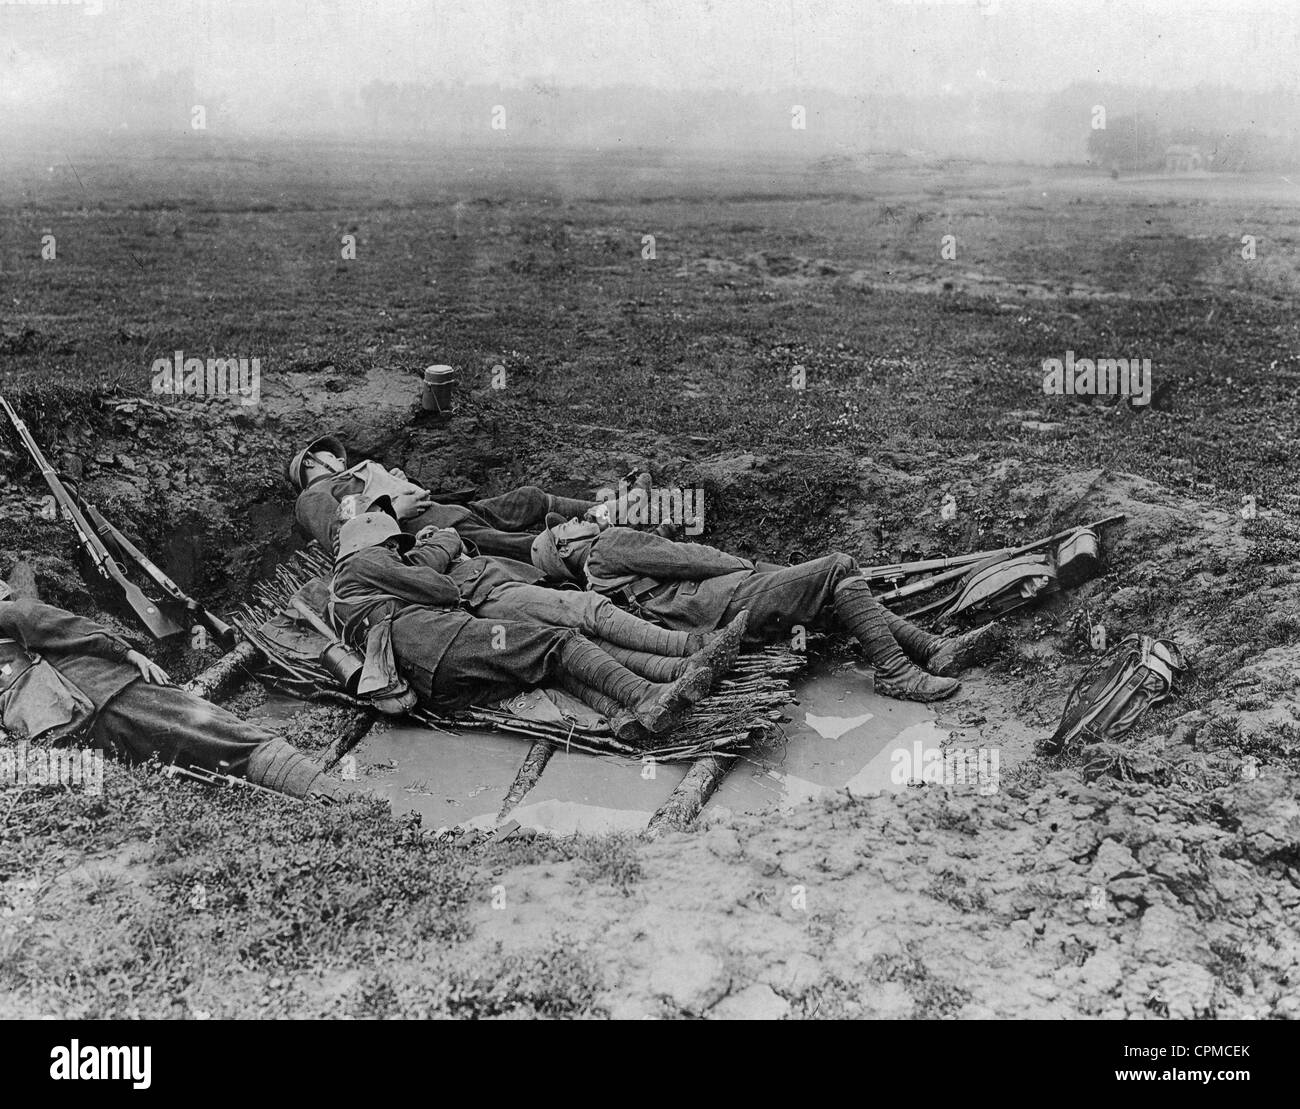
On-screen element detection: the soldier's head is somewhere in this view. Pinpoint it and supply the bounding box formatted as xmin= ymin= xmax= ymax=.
xmin=286 ymin=435 xmax=349 ymax=491
xmin=335 ymin=509 xmax=414 ymax=564
xmin=530 ymin=514 xmax=600 ymax=580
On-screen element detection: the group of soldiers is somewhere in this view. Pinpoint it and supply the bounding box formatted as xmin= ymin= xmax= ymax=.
xmin=0 ymin=433 xmax=999 ymax=802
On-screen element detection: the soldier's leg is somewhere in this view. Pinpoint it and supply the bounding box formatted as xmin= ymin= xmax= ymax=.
xmin=93 ymin=682 xmax=341 ymax=798
xmin=719 ymin=553 xmax=861 ymax=643
xmin=468 ymin=485 xmax=598 ymax=531
xmin=553 ymin=633 xmax=712 ymax=736
xmin=883 ymin=610 xmax=1005 ymax=676
xmin=433 ymin=622 xmax=710 ymax=736
xmin=590 ymin=643 xmax=691 ymax=682
xmin=401 ymin=504 xmax=538 ymax=561
xmin=831 ymin=578 xmax=960 ymax=702
xmin=474 ymin=584 xmax=692 ymax=653
xmin=473 ymin=584 xmax=749 ymax=676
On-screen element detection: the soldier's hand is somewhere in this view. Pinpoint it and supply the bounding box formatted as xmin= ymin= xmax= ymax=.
xmin=126 ymin=649 xmax=170 ymax=685
xmin=416 ymin=525 xmax=462 ymax=551
xmin=392 ymin=491 xmax=434 ymax=520
xmin=584 ymin=503 xmax=612 ymax=529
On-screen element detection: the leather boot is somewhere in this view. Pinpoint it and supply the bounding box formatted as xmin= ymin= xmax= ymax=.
xmin=832 ymin=579 xmax=960 ymax=702
xmin=925 ymin=622 xmax=1005 ymax=677
xmin=557 ymin=675 xmax=650 ymax=742
xmin=685 ymin=611 xmax=749 ymax=677
xmin=557 ymin=636 xmax=710 ymax=734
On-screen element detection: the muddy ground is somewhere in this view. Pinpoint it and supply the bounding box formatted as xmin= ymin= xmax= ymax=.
xmin=1 ymin=137 xmax=1298 ymax=1017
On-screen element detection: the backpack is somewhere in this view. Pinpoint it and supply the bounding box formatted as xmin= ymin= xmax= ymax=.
xmin=0 ymin=637 xmax=96 ymax=745
xmin=946 ymin=553 xmax=1059 ymax=624
xmin=1043 ymin=634 xmax=1185 ymax=754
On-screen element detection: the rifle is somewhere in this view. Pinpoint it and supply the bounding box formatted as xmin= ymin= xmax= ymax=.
xmin=865 ymin=548 xmax=1005 ymax=588
xmin=161 ymin=762 xmax=303 ymax=802
xmin=879 ymin=514 xmax=1127 ymax=618
xmin=0 ymin=394 xmax=185 ymax=640
xmin=66 ymin=484 xmax=237 ymax=650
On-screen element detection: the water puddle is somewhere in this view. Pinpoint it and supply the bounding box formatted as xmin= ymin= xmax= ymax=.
xmin=492 ymin=748 xmax=687 ymax=835
xmin=350 ymin=720 xmax=528 ymax=830
xmin=705 ymin=660 xmax=951 ymax=817
xmin=255 ymin=660 xmax=963 ymax=834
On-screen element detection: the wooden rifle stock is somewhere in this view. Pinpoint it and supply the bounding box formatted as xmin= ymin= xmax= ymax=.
xmin=0 ymin=395 xmax=184 ymax=640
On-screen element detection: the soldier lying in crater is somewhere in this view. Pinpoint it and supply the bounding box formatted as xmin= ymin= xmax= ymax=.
xmin=0 ymin=573 xmax=340 ymax=800
xmin=287 ymin=432 xmax=641 ymax=562
xmin=529 ymin=516 xmax=1002 ymax=704
xmin=328 ymin=509 xmax=738 ymax=741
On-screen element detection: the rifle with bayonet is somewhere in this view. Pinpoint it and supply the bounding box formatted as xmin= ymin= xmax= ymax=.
xmin=1 ymin=394 xmax=185 ymax=640
xmin=66 ymin=484 xmax=237 ymax=650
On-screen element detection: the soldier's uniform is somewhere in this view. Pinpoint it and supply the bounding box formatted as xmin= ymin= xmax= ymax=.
xmin=328 ymin=516 xmax=716 ymax=735
xmin=531 ymin=523 xmax=974 ymax=702
xmin=0 ymin=598 xmax=337 ymax=797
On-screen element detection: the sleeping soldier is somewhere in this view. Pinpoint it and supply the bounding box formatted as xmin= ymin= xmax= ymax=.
xmin=333 ymin=493 xmax=748 ymax=687
xmin=288 ymin=433 xmax=606 ymax=562
xmin=0 ymin=575 xmax=340 ymax=800
xmin=530 ymin=518 xmax=1003 ymax=704
xmin=328 ymin=510 xmax=720 ymax=741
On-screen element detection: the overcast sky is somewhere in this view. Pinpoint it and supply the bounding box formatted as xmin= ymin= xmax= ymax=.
xmin=2 ymin=0 xmax=1298 ymax=117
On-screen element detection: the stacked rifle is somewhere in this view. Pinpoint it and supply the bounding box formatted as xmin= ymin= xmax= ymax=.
xmin=865 ymin=514 xmax=1126 ymax=624
xmin=1 ymin=394 xmax=236 ymax=649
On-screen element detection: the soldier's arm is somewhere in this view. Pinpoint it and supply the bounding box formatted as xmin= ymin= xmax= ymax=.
xmin=295 ymin=483 xmax=343 ymax=548
xmin=0 ymin=600 xmax=133 ymax=661
xmin=593 ymin=528 xmax=755 ymax=580
xmin=406 ymin=532 xmax=463 ymax=572
xmin=342 ymin=550 xmax=462 ymax=609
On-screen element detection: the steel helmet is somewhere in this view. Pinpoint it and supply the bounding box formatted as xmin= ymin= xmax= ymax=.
xmin=336 ymin=493 xmax=395 ymax=526
xmin=336 ymin=511 xmax=414 ymax=563
xmin=286 ymin=434 xmax=349 ymax=491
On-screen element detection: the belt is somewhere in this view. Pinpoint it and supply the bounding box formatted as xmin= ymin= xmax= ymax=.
xmin=611 ymin=576 xmax=666 ymax=606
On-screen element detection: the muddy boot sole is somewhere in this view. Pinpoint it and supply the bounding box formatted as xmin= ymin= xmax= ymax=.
xmin=635 ymin=666 xmax=714 ymax=735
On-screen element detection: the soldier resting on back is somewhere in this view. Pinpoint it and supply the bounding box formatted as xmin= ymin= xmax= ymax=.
xmin=288 ymin=433 xmax=616 ymax=562
xmin=530 ymin=517 xmax=1002 ymax=703
xmin=328 ymin=510 xmax=721 ymax=741
xmin=0 ymin=571 xmax=340 ymax=800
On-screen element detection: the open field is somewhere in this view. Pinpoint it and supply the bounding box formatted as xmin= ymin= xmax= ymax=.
xmin=2 ymin=136 xmax=1299 ymax=1018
